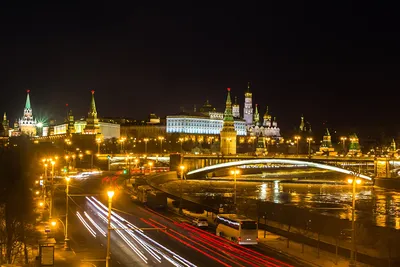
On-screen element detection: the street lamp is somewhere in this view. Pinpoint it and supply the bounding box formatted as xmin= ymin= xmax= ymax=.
xmin=179 ymin=137 xmax=184 ymax=153
xmin=294 ymin=136 xmax=301 ymax=155
xmin=341 ymin=137 xmax=347 ymax=154
xmin=144 ymin=138 xmax=149 ymax=154
xmin=50 ymin=160 xmax=55 ymax=219
xmin=179 ymin=165 xmax=185 ymax=213
xmin=106 ymin=190 xmax=114 ymax=267
xmin=307 ymin=137 xmax=313 ymax=157
xmin=148 ymin=161 xmax=153 ymax=174
xmin=51 ymin=217 xmax=69 ymax=249
xmin=158 ymin=136 xmax=165 ymax=154
xmin=348 ymin=175 xmax=362 ymax=266
xmin=65 ymin=177 xmax=70 ymax=250
xmin=230 ymin=169 xmax=240 ymax=206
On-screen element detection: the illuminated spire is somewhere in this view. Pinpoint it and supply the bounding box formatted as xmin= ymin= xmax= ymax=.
xmin=3 ymin=112 xmax=6 ymax=122
xmin=25 ymin=90 xmax=31 ymax=110
xmin=89 ymin=90 xmax=97 ymax=118
xmin=223 ymin=88 xmax=234 ymax=122
xmin=254 ymin=104 xmax=260 ymax=125
xmin=246 ymin=81 xmax=251 ymax=93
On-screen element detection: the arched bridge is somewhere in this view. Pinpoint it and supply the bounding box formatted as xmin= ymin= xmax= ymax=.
xmin=186 ymin=158 xmax=373 ymax=180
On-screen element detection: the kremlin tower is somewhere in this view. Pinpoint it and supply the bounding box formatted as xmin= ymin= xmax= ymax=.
xmin=18 ymin=90 xmax=37 ymax=136
xmin=243 ymin=82 xmax=253 ymax=125
xmin=232 ymin=96 xmax=240 ymax=118
xmin=84 ymin=90 xmax=100 ymax=134
xmin=220 ymin=88 xmax=237 ymax=155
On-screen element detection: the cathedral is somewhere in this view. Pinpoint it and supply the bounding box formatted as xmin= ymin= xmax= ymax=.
xmin=239 ymin=82 xmax=281 ymax=139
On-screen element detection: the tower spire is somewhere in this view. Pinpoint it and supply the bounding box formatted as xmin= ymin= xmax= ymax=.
xmin=3 ymin=112 xmax=6 ymax=121
xmin=25 ymin=89 xmax=31 ymax=110
xmin=89 ymin=90 xmax=97 ymax=118
xmin=223 ymin=88 xmax=233 ymax=121
xmin=246 ymin=81 xmax=251 ymax=93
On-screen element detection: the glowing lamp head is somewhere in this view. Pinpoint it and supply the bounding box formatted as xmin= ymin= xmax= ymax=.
xmin=347 ymin=178 xmax=353 ymax=184
xmin=179 ymin=165 xmax=185 ymax=171
xmin=65 ymin=177 xmax=70 ymax=183
xmin=356 ymin=179 xmax=362 ymax=185
xmin=39 ymin=202 xmax=44 ymax=207
xmin=107 ymin=190 xmax=115 ymax=199
xmin=35 ymin=191 xmax=40 ymax=195
xmin=51 ymin=221 xmax=57 ymax=227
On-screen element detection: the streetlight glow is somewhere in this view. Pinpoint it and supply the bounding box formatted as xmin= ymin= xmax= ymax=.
xmin=51 ymin=221 xmax=57 ymax=227
xmin=107 ymin=191 xmax=115 ymax=199
xmin=347 ymin=178 xmax=353 ymax=184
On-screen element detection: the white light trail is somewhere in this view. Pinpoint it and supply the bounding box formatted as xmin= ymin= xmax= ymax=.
xmin=86 ymin=196 xmax=197 ymax=267
xmin=76 ymin=211 xmax=96 ymax=238
xmin=186 ymin=158 xmax=373 ymax=180
xmin=84 ymin=211 xmax=107 ymax=237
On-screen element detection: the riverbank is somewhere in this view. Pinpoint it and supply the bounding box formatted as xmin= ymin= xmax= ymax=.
xmin=147 ymin=172 xmax=400 ymax=266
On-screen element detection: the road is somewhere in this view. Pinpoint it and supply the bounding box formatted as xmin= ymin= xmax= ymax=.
xmin=62 ymin=173 xmax=305 ymax=266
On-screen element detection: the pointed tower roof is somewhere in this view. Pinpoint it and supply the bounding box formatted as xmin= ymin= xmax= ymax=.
xmin=325 ymin=128 xmax=330 ymax=136
xmin=3 ymin=112 xmax=6 ymax=121
xmin=89 ymin=90 xmax=97 ymax=117
xmin=25 ymin=90 xmax=31 ymax=110
xmin=246 ymin=81 xmax=251 ymax=93
xmin=223 ymin=88 xmax=234 ymax=122
xmin=263 ymin=106 xmax=271 ymax=120
xmin=234 ymin=96 xmax=238 ymax=105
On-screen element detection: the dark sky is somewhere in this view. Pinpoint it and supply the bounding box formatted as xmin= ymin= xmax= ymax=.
xmin=0 ymin=2 xmax=399 ymax=137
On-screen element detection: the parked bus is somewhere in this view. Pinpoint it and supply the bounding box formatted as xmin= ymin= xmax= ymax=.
xmin=146 ymin=190 xmax=168 ymax=210
xmin=215 ymin=214 xmax=258 ymax=245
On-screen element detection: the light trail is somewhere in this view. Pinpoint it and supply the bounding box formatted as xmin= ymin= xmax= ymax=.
xmin=85 ymin=196 xmax=197 ymax=266
xmin=84 ymin=211 xmax=107 ymax=237
xmin=76 ymin=211 xmax=96 ymax=238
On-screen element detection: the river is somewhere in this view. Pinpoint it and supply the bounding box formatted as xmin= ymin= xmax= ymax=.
xmin=161 ymin=176 xmax=400 ymax=230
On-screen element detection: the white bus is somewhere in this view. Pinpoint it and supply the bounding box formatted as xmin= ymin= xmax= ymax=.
xmin=215 ymin=214 xmax=258 ymax=245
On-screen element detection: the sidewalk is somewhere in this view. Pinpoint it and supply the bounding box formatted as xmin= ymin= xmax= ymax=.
xmin=258 ymin=230 xmax=371 ymax=267
xmin=36 ymin=222 xmax=80 ymax=266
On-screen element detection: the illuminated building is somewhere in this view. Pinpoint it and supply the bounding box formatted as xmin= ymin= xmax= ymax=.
xmin=253 ymin=104 xmax=260 ymax=126
xmin=232 ymin=96 xmax=240 ymax=118
xmin=220 ymin=88 xmax=237 ymax=155
xmin=243 ymin=82 xmax=253 ymax=125
xmin=166 ymin=100 xmax=246 ymax=136
xmin=299 ymin=114 xmax=312 ymax=133
xmin=84 ymin=90 xmax=99 ymax=134
xmin=1 ymin=112 xmax=9 ymax=137
xmin=318 ymin=128 xmax=335 ymax=155
xmin=52 ymin=91 xmax=120 ymax=139
xmin=348 ymin=133 xmax=362 ymax=156
xmin=18 ymin=90 xmax=37 ymax=136
xmin=247 ymin=106 xmax=281 ymax=139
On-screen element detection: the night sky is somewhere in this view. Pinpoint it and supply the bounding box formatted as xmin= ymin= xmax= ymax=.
xmin=0 ymin=2 xmax=399 ymax=137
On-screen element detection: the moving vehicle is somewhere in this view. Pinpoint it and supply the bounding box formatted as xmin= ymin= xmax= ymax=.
xmin=192 ymin=217 xmax=208 ymax=228
xmin=215 ymin=214 xmax=258 ymax=245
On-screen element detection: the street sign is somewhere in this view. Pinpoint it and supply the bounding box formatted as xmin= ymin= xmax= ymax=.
xmin=40 ymin=246 xmax=54 ymax=266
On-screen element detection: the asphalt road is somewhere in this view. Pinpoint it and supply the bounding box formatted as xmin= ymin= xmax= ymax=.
xmin=58 ymin=173 xmax=307 ymax=267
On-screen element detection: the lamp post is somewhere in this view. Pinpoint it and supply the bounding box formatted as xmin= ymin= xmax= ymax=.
xmin=65 ymin=176 xmax=70 ymax=249
xmin=158 ymin=136 xmax=164 ymax=155
xmin=341 ymin=137 xmax=347 ymax=154
xmin=348 ymin=174 xmax=361 ymax=266
xmin=43 ymin=162 xmax=48 ymax=204
xmin=294 ymin=136 xmax=301 ymax=155
xmin=106 ymin=190 xmax=114 ymax=267
xmin=307 ymin=137 xmax=313 ymax=157
xmin=230 ymin=169 xmax=240 ymax=206
xmin=144 ymin=138 xmax=149 ymax=154
xmin=179 ymin=165 xmax=185 ymax=213
xmin=50 ymin=160 xmax=55 ymax=219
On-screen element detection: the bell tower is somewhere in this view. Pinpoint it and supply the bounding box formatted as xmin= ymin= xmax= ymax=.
xmin=220 ymin=88 xmax=237 ymax=155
